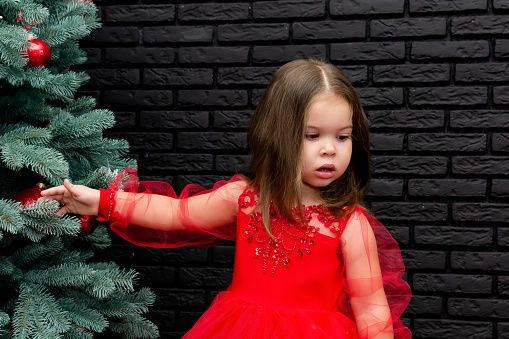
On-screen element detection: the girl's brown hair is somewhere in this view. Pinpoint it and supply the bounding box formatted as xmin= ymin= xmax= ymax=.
xmin=247 ymin=59 xmax=370 ymax=237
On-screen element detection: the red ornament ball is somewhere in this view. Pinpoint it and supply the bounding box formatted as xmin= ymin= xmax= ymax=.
xmin=77 ymin=215 xmax=98 ymax=236
xmin=14 ymin=183 xmax=45 ymax=206
xmin=25 ymin=39 xmax=51 ymax=67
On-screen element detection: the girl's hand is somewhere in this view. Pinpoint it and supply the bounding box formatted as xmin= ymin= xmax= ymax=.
xmin=41 ymin=179 xmax=100 ymax=216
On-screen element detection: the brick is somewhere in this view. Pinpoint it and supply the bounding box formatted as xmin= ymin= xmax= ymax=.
xmin=176 ymin=175 xmax=234 ymax=192
xmin=495 ymin=39 xmax=509 ymax=59
xmin=143 ymin=154 xmax=213 ymax=172
xmin=357 ymin=88 xmax=404 ymax=107
xmin=215 ymin=155 xmax=250 ymax=173
xmin=218 ymin=24 xmax=289 ymax=42
xmin=85 ymin=69 xmax=140 ymax=87
xmin=137 ymin=174 xmax=173 ymax=183
xmin=371 ymin=18 xmax=446 ymax=38
xmin=153 ymin=288 xmax=205 ymax=308
xmin=179 ymin=47 xmax=249 ymax=64
xmin=178 ymin=90 xmax=248 ymax=107
xmin=414 ymin=274 xmax=492 ymax=293
xmin=149 ymin=310 xmax=176 ymax=330
xmin=371 ymin=156 xmax=447 ymax=175
xmin=495 ymin=0 xmax=509 ymax=9
xmin=251 ymin=89 xmax=264 ymax=106
xmin=450 ymin=110 xmax=509 ymax=129
xmin=253 ymin=0 xmax=325 ymax=19
xmin=405 ymin=295 xmax=442 ymax=315
xmin=330 ymin=0 xmax=404 ymax=15
xmin=212 ymin=246 xmax=236 ymax=265
xmin=140 ymin=111 xmax=209 ymax=129
xmin=331 ymin=42 xmax=405 ymax=61
xmin=413 ymin=319 xmax=492 ymax=338
xmin=370 ymin=133 xmax=404 ymax=151
xmin=385 ymin=226 xmax=410 ymax=244
xmin=452 ymin=156 xmax=509 ymax=175
xmin=143 ymin=68 xmax=213 ymax=86
xmin=453 ymin=203 xmax=509 ymax=222
xmin=409 ymin=179 xmax=487 ymax=197
xmin=253 ymin=45 xmax=326 ymax=64
xmin=411 ymin=41 xmax=489 ymax=60
xmin=401 ymin=250 xmax=446 ymax=269
xmin=143 ymin=26 xmax=213 ymax=44
xmin=499 ymin=276 xmax=509 ymax=295
xmin=105 ymin=5 xmax=175 ymax=22
xmin=373 ymin=64 xmax=449 ymax=83
xmin=218 ymin=67 xmax=277 ymax=86
xmin=107 ymin=132 xmax=173 ymax=151
xmin=449 ymin=298 xmax=509 ymax=317
xmin=84 ymin=26 xmax=138 ymax=43
xmin=134 ymin=266 xmax=175 ymax=286
xmin=499 ymin=228 xmax=509 ymax=246
xmin=103 ymin=90 xmax=173 ymax=107
xmin=293 ymin=21 xmax=365 ymax=40
xmin=366 ymin=110 xmax=444 ymax=129
xmin=499 ymin=323 xmax=509 ymax=339
xmin=494 ymin=86 xmax=509 ymax=105
xmin=409 ymin=86 xmax=487 ymax=106
xmin=178 ymin=3 xmax=249 ymax=22
xmin=408 ymin=133 xmax=486 ymax=152
xmin=213 ymin=111 xmax=253 ymax=129
xmin=112 ymin=111 xmax=136 ymax=129
xmin=365 ymin=178 xmax=403 ymax=197
xmin=178 ymin=312 xmax=203 ymax=329
xmin=452 ymin=16 xmax=509 ymax=36
xmin=493 ymin=133 xmax=509 ymax=152
xmin=135 ymin=247 xmax=208 ymax=264
xmin=178 ymin=132 xmax=247 ymax=150
xmin=179 ymin=268 xmax=233 ymax=287
xmin=105 ymin=47 xmax=175 ymax=64
xmin=457 ymin=63 xmax=509 ymax=82
xmin=341 ymin=66 xmax=368 ymax=85
xmin=410 ymin=0 xmax=487 ymax=12
xmin=453 ymin=251 xmax=509 ymax=270
xmin=492 ymin=179 xmax=509 ymax=198
xmin=371 ymin=202 xmax=448 ymax=221
xmin=414 ymin=226 xmax=492 ymax=246
xmin=82 ymin=48 xmax=101 ymax=65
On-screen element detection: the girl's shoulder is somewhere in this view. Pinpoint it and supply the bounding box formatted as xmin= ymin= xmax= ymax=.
xmin=214 ymin=174 xmax=250 ymax=205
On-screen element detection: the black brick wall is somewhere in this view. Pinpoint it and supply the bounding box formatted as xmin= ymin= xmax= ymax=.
xmin=81 ymin=1 xmax=509 ymax=338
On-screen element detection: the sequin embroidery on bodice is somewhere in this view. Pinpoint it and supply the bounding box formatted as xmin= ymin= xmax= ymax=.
xmin=239 ymin=189 xmax=348 ymax=275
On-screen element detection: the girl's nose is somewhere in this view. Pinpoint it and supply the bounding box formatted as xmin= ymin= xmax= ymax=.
xmin=321 ymin=141 xmax=336 ymax=156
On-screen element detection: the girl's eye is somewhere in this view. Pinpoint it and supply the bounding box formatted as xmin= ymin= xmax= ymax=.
xmin=337 ymin=135 xmax=351 ymax=141
xmin=305 ymin=134 xmax=319 ymax=139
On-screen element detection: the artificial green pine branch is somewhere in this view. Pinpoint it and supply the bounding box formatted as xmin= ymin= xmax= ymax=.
xmin=0 ymin=0 xmax=157 ymax=337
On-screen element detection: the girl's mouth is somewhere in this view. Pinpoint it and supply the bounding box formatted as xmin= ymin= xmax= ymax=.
xmin=316 ymin=165 xmax=335 ymax=178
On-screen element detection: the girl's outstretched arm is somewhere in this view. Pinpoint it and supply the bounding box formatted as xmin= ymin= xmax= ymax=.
xmin=42 ymin=179 xmax=247 ymax=232
xmin=341 ymin=211 xmax=394 ymax=339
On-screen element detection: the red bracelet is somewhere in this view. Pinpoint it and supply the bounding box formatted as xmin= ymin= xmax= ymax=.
xmin=98 ymin=189 xmax=115 ymax=222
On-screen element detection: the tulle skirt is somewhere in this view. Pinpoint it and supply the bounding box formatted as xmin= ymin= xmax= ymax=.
xmin=183 ymin=291 xmax=359 ymax=339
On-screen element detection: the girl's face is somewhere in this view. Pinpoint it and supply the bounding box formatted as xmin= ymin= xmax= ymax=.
xmin=301 ymin=94 xmax=353 ymax=194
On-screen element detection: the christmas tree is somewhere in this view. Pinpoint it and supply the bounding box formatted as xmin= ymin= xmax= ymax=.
xmin=0 ymin=1 xmax=158 ymax=338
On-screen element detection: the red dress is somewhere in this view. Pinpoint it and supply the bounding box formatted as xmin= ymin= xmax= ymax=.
xmin=106 ymin=168 xmax=411 ymax=339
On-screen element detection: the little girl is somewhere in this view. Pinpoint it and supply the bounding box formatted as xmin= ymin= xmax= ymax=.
xmin=42 ymin=59 xmax=411 ymax=338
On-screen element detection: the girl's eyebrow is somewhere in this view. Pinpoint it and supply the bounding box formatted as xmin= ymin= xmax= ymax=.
xmin=305 ymin=125 xmax=353 ymax=130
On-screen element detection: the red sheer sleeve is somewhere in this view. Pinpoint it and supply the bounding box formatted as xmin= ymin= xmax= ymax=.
xmin=105 ymin=168 xmax=247 ymax=248
xmin=340 ymin=208 xmax=411 ymax=339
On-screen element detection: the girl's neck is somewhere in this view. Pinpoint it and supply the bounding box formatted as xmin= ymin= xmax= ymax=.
xmin=300 ymin=183 xmax=323 ymax=206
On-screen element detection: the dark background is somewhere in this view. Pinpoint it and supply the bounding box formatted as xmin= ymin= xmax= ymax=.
xmin=80 ymin=0 xmax=509 ymax=338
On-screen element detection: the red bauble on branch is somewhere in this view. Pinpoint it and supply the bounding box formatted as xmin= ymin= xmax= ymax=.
xmin=14 ymin=183 xmax=45 ymax=206
xmin=25 ymin=39 xmax=51 ymax=67
xmin=74 ymin=214 xmax=98 ymax=236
